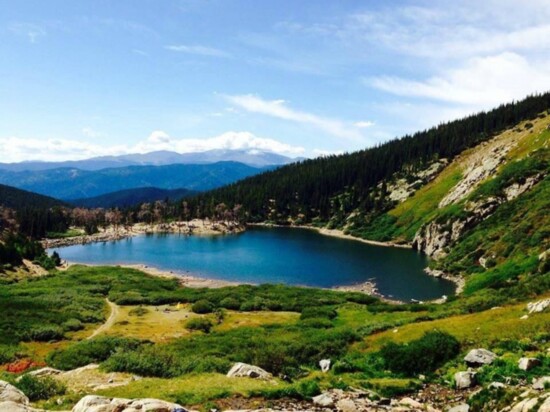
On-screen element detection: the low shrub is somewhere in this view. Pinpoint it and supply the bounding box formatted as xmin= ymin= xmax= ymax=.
xmin=191 ymin=300 xmax=214 ymax=314
xmin=62 ymin=318 xmax=84 ymax=332
xmin=379 ymin=331 xmax=460 ymax=376
xmin=300 ymin=307 xmax=337 ymax=320
xmin=0 ymin=345 xmax=22 ymax=364
xmin=15 ymin=375 xmax=66 ymax=401
xmin=46 ymin=336 xmax=143 ymax=370
xmin=185 ymin=317 xmax=213 ymax=333
xmin=21 ymin=326 xmax=64 ymax=342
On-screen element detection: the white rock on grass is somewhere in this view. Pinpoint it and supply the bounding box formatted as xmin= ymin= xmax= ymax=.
xmin=0 ymin=381 xmax=29 ymax=405
xmin=448 ymin=404 xmax=469 ymax=412
xmin=510 ymin=397 xmax=539 ymax=412
xmin=518 ymin=357 xmax=541 ymax=371
xmin=455 ymin=371 xmax=477 ymax=389
xmin=71 ymin=395 xmax=188 ymax=412
xmin=319 ymin=359 xmax=331 ymax=373
xmin=16 ymin=367 xmax=62 ymax=382
xmin=533 ymin=376 xmax=550 ymax=390
xmin=527 ymin=299 xmax=550 ymax=314
xmin=226 ymin=362 xmax=272 ymax=379
xmin=312 ymin=392 xmax=334 ymax=407
xmin=464 ymin=349 xmax=497 ymax=367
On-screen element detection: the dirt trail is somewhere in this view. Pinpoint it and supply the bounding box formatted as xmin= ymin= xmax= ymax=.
xmin=87 ymin=299 xmax=118 ymax=340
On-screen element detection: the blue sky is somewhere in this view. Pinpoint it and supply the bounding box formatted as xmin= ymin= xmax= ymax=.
xmin=1 ymin=0 xmax=550 ymax=162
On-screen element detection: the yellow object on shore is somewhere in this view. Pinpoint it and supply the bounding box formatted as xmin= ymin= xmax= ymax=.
xmin=176 ymin=303 xmax=183 ymax=310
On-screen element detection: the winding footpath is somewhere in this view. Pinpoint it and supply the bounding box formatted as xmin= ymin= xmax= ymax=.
xmin=87 ymin=298 xmax=119 ymax=340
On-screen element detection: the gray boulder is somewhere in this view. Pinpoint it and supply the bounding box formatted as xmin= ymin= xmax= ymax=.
xmin=527 ymin=299 xmax=550 ymax=314
xmin=0 ymin=381 xmax=29 ymax=405
xmin=226 ymin=362 xmax=272 ymax=380
xmin=533 ymin=376 xmax=550 ymax=390
xmin=448 ymin=404 xmax=469 ymax=412
xmin=0 ymin=381 xmax=45 ymax=412
xmin=464 ymin=349 xmax=497 ymax=367
xmin=71 ymin=395 xmax=188 ymax=412
xmin=518 ymin=357 xmax=541 ymax=371
xmin=455 ymin=371 xmax=477 ymax=389
xmin=319 ymin=359 xmax=331 ymax=373
xmin=312 ymin=392 xmax=334 ymax=407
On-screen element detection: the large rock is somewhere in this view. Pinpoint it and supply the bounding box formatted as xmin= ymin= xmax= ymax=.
xmin=527 ymin=299 xmax=550 ymax=314
xmin=533 ymin=376 xmax=550 ymax=390
xmin=319 ymin=359 xmax=331 ymax=373
xmin=312 ymin=393 xmax=334 ymax=407
xmin=0 ymin=380 xmax=29 ymax=405
xmin=226 ymin=363 xmax=272 ymax=379
xmin=539 ymin=396 xmax=550 ymax=412
xmin=455 ymin=371 xmax=477 ymax=389
xmin=71 ymin=395 xmax=188 ymax=412
xmin=448 ymin=404 xmax=469 ymax=412
xmin=464 ymin=349 xmax=497 ymax=367
xmin=518 ymin=357 xmax=541 ymax=371
xmin=16 ymin=367 xmax=62 ymax=382
xmin=0 ymin=381 xmax=44 ymax=412
xmin=510 ymin=397 xmax=539 ymax=412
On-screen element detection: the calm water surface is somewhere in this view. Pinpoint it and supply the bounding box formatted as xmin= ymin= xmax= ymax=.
xmin=52 ymin=227 xmax=455 ymax=301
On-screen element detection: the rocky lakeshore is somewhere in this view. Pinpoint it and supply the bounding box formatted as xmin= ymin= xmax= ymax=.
xmin=42 ymin=219 xmax=245 ymax=248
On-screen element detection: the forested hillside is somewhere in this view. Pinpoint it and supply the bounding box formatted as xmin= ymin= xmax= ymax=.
xmin=0 ymin=184 xmax=65 ymax=210
xmin=184 ymin=93 xmax=550 ymax=222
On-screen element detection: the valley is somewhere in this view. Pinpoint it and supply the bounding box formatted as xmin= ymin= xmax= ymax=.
xmin=1 ymin=95 xmax=549 ymax=412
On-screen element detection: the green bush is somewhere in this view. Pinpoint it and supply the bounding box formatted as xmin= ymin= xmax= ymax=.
xmin=46 ymin=336 xmax=143 ymax=370
xmin=219 ymin=297 xmax=240 ymax=310
xmin=191 ymin=300 xmax=214 ymax=314
xmin=62 ymin=318 xmax=84 ymax=332
xmin=185 ymin=317 xmax=213 ymax=333
xmin=22 ymin=326 xmax=64 ymax=342
xmin=379 ymin=331 xmax=460 ymax=376
xmin=0 ymin=345 xmax=22 ymax=364
xmin=300 ymin=307 xmax=337 ymax=320
xmin=15 ymin=375 xmax=66 ymax=401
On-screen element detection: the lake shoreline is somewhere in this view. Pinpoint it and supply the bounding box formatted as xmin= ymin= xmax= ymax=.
xmin=248 ymin=222 xmax=413 ymax=249
xmin=250 ymin=222 xmax=464 ymax=297
xmin=53 ymin=223 xmax=459 ymax=304
xmin=42 ymin=219 xmax=244 ymax=249
xmin=61 ymin=261 xmax=446 ymax=305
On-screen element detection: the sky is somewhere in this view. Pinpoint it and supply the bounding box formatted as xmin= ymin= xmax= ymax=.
xmin=1 ymin=0 xmax=550 ymax=162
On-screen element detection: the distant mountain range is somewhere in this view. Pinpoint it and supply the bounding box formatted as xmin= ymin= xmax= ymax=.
xmin=0 ymin=161 xmax=270 ymax=200
xmin=71 ymin=187 xmax=196 ymax=208
xmin=0 ymin=184 xmax=66 ymax=210
xmin=0 ymin=149 xmax=301 ymax=171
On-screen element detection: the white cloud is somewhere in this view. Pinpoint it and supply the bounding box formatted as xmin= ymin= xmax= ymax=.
xmin=164 ymin=44 xmax=230 ymax=58
xmin=0 ymin=131 xmax=305 ymax=163
xmin=224 ymin=94 xmax=364 ymax=141
xmin=368 ymin=53 xmax=550 ymax=107
xmin=9 ymin=23 xmax=46 ymax=43
xmin=354 ymin=121 xmax=374 ymax=128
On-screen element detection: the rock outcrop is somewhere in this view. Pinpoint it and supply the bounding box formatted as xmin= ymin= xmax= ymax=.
xmin=519 ymin=358 xmax=541 ymax=371
xmin=464 ymin=348 xmax=497 ymax=367
xmin=226 ymin=363 xmax=272 ymax=379
xmin=455 ymin=371 xmax=477 ymax=389
xmin=527 ymin=299 xmax=550 ymax=314
xmin=71 ymin=395 xmax=188 ymax=412
xmin=0 ymin=380 xmax=43 ymax=412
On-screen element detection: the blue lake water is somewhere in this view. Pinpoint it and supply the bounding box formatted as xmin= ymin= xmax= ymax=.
xmin=51 ymin=226 xmax=455 ymax=301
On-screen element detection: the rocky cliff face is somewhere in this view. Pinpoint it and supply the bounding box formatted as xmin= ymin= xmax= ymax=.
xmin=413 ymin=172 xmax=545 ymax=259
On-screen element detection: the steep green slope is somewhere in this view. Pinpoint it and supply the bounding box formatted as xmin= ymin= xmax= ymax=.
xmin=0 ymin=184 xmax=65 ymax=210
xmin=183 ymin=93 xmax=550 ymax=222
